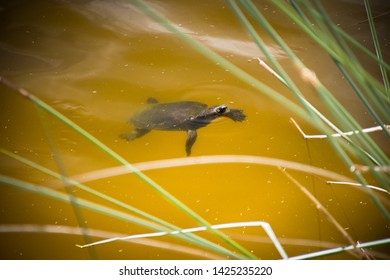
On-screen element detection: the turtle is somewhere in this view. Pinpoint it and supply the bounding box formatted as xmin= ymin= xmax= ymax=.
xmin=120 ymin=98 xmax=246 ymax=156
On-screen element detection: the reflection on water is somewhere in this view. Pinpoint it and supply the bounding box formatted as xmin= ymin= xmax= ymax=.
xmin=0 ymin=0 xmax=389 ymax=259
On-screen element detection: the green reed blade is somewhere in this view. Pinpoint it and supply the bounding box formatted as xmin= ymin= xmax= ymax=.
xmin=287 ymin=3 xmax=390 ymax=186
xmin=268 ymin=1 xmax=390 ymax=162
xmin=274 ymin=0 xmax=388 ymax=98
xmin=238 ymin=0 xmax=388 ymax=166
xmin=0 ymin=174 xmax=246 ymax=259
xmin=336 ymin=28 xmax=390 ymax=74
xmin=364 ymin=0 xmax=390 ymax=97
xmin=307 ymin=0 xmax=390 ymax=125
xmin=237 ymin=1 xmax=360 ymax=140
xmin=232 ymin=0 xmax=390 ymax=219
xmin=232 ymin=0 xmax=358 ymax=150
xmin=0 ymin=175 xmax=170 ymax=230
xmin=35 ymin=107 xmax=97 ymax=259
xmin=285 ymin=1 xmax=390 ymax=166
xmin=0 ymin=148 xmax=243 ymax=259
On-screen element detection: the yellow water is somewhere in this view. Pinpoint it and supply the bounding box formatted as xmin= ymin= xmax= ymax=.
xmin=0 ymin=0 xmax=389 ymax=259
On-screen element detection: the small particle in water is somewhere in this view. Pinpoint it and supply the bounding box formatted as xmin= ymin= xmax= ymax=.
xmin=118 ymin=249 xmax=123 ymax=253
xmin=205 ymin=209 xmax=210 ymax=213
xmin=92 ymin=90 xmax=97 ymax=94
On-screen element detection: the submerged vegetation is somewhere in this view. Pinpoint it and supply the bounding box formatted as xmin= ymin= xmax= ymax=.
xmin=0 ymin=0 xmax=389 ymax=259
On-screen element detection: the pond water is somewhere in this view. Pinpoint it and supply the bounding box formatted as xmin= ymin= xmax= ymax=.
xmin=0 ymin=0 xmax=389 ymax=259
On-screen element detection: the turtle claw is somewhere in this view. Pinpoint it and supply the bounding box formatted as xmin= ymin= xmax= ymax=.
xmin=120 ymin=129 xmax=150 ymax=141
xmin=119 ymin=133 xmax=136 ymax=141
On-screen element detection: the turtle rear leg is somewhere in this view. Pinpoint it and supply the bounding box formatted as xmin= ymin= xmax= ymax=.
xmin=120 ymin=128 xmax=150 ymax=141
xmin=185 ymin=129 xmax=197 ymax=156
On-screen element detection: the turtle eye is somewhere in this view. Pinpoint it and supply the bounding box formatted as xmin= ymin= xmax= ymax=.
xmin=216 ymin=105 xmax=227 ymax=114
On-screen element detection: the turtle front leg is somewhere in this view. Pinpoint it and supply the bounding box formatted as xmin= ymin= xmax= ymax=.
xmin=185 ymin=129 xmax=197 ymax=156
xmin=120 ymin=128 xmax=150 ymax=141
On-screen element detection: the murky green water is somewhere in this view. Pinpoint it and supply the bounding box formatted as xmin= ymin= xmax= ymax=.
xmin=0 ymin=0 xmax=389 ymax=259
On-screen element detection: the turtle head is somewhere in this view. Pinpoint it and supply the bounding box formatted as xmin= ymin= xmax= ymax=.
xmin=191 ymin=104 xmax=229 ymax=124
xmin=193 ymin=104 xmax=246 ymax=123
xmin=210 ymin=104 xmax=246 ymax=122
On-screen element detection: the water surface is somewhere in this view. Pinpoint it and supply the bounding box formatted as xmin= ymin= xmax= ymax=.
xmin=0 ymin=0 xmax=389 ymax=259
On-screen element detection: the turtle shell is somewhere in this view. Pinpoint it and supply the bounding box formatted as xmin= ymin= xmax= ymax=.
xmin=130 ymin=101 xmax=209 ymax=131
